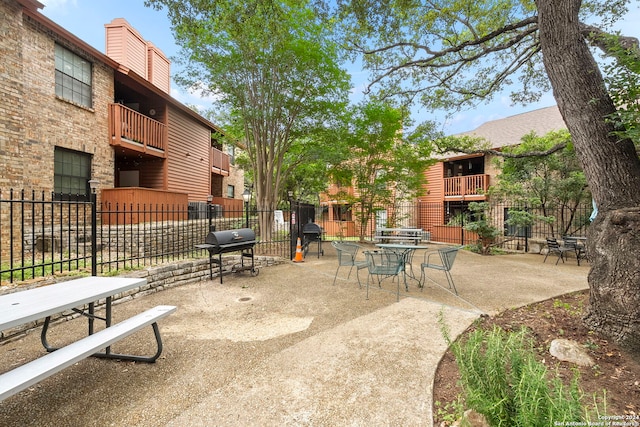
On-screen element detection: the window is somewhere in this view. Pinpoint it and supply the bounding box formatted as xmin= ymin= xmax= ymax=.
xmin=54 ymin=147 xmax=91 ymax=200
xmin=55 ymin=44 xmax=92 ymax=108
xmin=227 ymin=184 xmax=235 ymax=198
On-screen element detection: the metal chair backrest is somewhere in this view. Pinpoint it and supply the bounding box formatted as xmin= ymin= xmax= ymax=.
xmin=332 ymin=241 xmax=360 ymax=266
xmin=364 ymin=250 xmax=404 ymax=275
xmin=439 ymin=247 xmax=459 ymax=271
xmin=562 ymin=236 xmax=578 ymax=249
xmin=546 ymin=238 xmax=561 ymax=250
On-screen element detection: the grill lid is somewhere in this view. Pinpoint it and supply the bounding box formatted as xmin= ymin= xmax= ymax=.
xmin=205 ymin=228 xmax=256 ymax=246
xmin=303 ymin=223 xmax=322 ymax=234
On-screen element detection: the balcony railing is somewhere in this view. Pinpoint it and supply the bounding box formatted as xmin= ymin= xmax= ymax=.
xmin=444 ymin=174 xmax=489 ymax=198
xmin=109 ymin=103 xmax=167 ymax=157
xmin=211 ymin=147 xmax=230 ymax=176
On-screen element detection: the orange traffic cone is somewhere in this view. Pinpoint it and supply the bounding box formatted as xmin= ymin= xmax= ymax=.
xmin=293 ymin=237 xmax=304 ymax=262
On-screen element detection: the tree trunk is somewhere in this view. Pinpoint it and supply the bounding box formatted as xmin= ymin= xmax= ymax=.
xmin=255 ymin=182 xmax=276 ymax=242
xmin=536 ymin=0 xmax=640 ymax=355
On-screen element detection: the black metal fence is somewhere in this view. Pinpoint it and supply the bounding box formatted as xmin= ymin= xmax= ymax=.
xmin=0 ymin=189 xmax=98 ymax=283
xmin=319 ymin=200 xmax=591 ymax=249
xmin=411 ymin=201 xmax=592 ymax=249
xmin=0 ymin=190 xmax=292 ymax=285
xmin=0 ymin=190 xmax=592 ymax=285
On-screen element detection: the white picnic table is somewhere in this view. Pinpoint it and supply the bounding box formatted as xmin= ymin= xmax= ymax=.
xmin=0 ymin=276 xmax=176 ymax=401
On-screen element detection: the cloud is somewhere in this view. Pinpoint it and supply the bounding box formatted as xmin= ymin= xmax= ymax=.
xmin=40 ymin=0 xmax=78 ymax=11
xmin=170 ymin=84 xmax=224 ymax=112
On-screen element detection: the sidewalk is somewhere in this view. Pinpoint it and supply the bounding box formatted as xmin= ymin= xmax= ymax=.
xmin=0 ymin=245 xmax=589 ymax=426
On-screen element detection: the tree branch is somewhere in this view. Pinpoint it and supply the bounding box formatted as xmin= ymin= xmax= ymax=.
xmin=354 ymin=16 xmax=540 ymax=107
xmin=357 ymin=16 xmax=538 ymax=59
xmin=436 ymin=142 xmax=567 ymax=158
xmin=580 ymin=23 xmax=640 ymax=60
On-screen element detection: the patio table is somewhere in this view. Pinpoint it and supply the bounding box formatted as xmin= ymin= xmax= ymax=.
xmin=375 ymin=243 xmax=429 ymax=287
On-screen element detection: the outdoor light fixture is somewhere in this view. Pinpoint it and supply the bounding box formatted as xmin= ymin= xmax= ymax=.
xmin=242 ymin=188 xmax=252 ymax=203
xmin=88 ymin=179 xmax=100 ymax=193
xmin=242 ymin=188 xmax=251 ymax=228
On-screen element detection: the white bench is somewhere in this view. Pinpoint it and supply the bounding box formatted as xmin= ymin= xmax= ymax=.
xmin=0 ymin=305 xmax=176 ymax=401
xmin=373 ymin=228 xmax=425 ymax=245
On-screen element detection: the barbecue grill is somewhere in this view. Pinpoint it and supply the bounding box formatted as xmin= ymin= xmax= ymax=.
xmin=302 ymin=222 xmax=324 ymax=258
xmin=196 ymin=228 xmax=259 ymax=284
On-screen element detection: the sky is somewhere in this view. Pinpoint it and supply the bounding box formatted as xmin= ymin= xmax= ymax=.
xmin=39 ymin=0 xmax=640 ymax=135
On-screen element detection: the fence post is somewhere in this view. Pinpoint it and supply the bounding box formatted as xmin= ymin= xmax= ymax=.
xmin=289 ymin=195 xmax=296 ymax=260
xmin=89 ymin=180 xmax=99 ymax=276
xmin=461 ymin=210 xmax=465 ymax=246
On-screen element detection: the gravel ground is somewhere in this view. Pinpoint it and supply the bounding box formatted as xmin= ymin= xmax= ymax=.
xmin=0 ymin=245 xmax=588 ymax=426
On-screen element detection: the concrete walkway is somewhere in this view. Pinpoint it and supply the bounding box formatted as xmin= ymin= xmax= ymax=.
xmin=0 ymin=245 xmax=589 ymax=426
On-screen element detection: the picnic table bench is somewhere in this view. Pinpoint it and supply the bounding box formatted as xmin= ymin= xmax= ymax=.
xmin=0 ymin=276 xmax=176 ymax=401
xmin=373 ymin=228 xmax=427 ymax=245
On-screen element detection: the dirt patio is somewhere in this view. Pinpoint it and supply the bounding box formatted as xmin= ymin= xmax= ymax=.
xmin=0 ymin=244 xmax=589 ymax=426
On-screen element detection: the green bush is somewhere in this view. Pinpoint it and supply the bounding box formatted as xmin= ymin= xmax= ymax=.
xmin=449 ymin=325 xmax=596 ymax=426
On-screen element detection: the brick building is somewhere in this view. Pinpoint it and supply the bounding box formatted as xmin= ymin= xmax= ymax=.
xmin=0 ymin=0 xmax=244 ymax=212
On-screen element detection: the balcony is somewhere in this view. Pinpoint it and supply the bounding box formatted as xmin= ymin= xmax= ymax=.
xmin=109 ymin=103 xmax=167 ymax=157
xmin=211 ymin=147 xmax=230 ymax=176
xmin=443 ymin=174 xmax=489 ymax=200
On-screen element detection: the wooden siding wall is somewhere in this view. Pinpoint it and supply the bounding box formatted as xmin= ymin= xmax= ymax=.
xmin=166 ymin=106 xmax=211 ymax=202
xmin=147 ymin=42 xmax=170 ymax=94
xmin=105 ymin=18 xmax=148 ymax=79
xmin=138 ymin=159 xmax=166 ymax=189
xmin=422 ymin=162 xmax=444 ymax=203
xmin=101 ymin=187 xmax=188 ymax=225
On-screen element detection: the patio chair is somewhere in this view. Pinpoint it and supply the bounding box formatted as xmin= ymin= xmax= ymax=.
xmin=544 ymin=237 xmax=574 ymax=265
xmin=562 ymin=236 xmax=587 ymax=266
xmin=363 ymin=250 xmax=406 ymax=301
xmin=331 ymin=241 xmax=368 ymax=287
xmin=419 ymin=246 xmax=460 ymax=295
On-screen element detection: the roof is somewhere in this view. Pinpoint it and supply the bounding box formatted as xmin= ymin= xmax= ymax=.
xmin=458 ymin=105 xmax=566 ymax=149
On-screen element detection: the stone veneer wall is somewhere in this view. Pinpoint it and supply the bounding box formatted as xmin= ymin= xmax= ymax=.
xmin=0 ymin=254 xmax=283 ymax=342
xmin=17 ymin=217 xmax=240 ymax=259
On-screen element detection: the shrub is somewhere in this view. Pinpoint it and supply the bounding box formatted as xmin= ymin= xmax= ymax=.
xmin=449 ymin=325 xmax=596 ymax=426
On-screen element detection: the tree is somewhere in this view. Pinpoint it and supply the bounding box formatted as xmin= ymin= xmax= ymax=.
xmin=329 ymin=100 xmax=434 ymax=241
xmin=335 ymin=0 xmax=640 ymax=353
xmin=463 ymin=202 xmax=501 ymax=255
xmin=491 ymin=130 xmax=591 ymax=237
xmin=145 ymin=0 xmax=351 ymax=237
